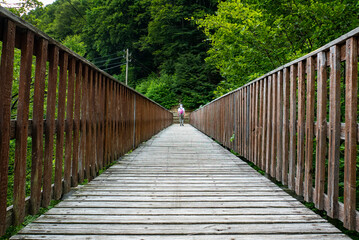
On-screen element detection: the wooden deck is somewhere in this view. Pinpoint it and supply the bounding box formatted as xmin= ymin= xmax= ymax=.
xmin=12 ymin=125 xmax=350 ymax=239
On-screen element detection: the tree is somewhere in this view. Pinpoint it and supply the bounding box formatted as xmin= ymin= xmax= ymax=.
xmin=197 ymin=0 xmax=359 ymax=97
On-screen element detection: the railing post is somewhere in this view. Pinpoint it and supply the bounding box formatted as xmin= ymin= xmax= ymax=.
xmin=133 ymin=94 xmax=136 ymax=149
xmin=343 ymin=37 xmax=358 ymax=230
xmin=13 ymin=30 xmax=34 ymax=225
xmin=0 ymin=19 xmax=15 ymax=235
xmin=327 ymin=45 xmax=341 ymax=219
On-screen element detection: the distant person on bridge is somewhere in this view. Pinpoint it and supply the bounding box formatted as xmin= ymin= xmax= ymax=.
xmin=178 ymin=104 xmax=185 ymax=126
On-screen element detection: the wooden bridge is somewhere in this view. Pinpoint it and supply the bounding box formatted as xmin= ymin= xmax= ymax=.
xmin=11 ymin=125 xmax=350 ymax=239
xmin=0 ymin=6 xmax=358 ymax=239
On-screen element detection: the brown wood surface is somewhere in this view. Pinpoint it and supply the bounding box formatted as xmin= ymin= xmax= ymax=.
xmin=327 ymin=45 xmax=341 ymax=219
xmin=78 ymin=64 xmax=88 ymax=183
xmin=90 ymin=69 xmax=97 ymax=178
xmin=95 ymin=73 xmax=102 ymax=171
xmin=64 ymin=57 xmax=75 ymax=194
xmin=288 ymin=64 xmax=297 ymax=190
xmin=257 ymin=80 xmax=263 ymax=170
xmin=304 ymin=56 xmax=315 ymax=202
xmin=87 ymin=69 xmax=94 ymax=180
xmin=71 ymin=61 xmax=82 ymax=187
xmin=239 ymin=90 xmax=243 ymax=155
xmin=276 ymin=71 xmax=283 ymax=181
xmin=296 ymin=60 xmax=306 ymax=196
xmin=54 ymin=52 xmax=68 ymax=200
xmin=254 ymin=81 xmax=259 ymax=166
xmin=265 ymin=76 xmax=272 ymax=173
xmin=315 ymin=51 xmax=327 ymax=210
xmin=270 ymin=74 xmax=277 ymax=177
xmin=343 ymin=37 xmax=357 ymax=230
xmin=42 ymin=45 xmax=59 ymax=208
xmin=0 ymin=9 xmax=172 ymax=235
xmin=13 ymin=31 xmax=34 ymax=226
xmin=0 ymin=34 xmax=11 ymax=217
xmin=30 ymin=38 xmax=48 ymax=215
xmin=250 ymin=85 xmax=254 ymax=162
xmin=282 ymin=67 xmax=290 ymax=185
xmin=261 ymin=78 xmax=267 ymax=171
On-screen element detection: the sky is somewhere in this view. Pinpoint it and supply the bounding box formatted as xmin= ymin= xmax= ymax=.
xmin=2 ymin=0 xmax=56 ymax=7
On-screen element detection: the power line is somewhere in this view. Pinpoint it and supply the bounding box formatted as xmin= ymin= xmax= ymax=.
xmin=97 ymin=61 xmax=126 ymax=68
xmin=92 ymin=52 xmax=122 ymax=60
xmin=64 ymin=0 xmax=87 ymax=23
xmin=103 ymin=63 xmax=126 ymax=71
xmin=131 ymin=56 xmax=159 ymax=76
xmin=93 ymin=56 xmax=123 ymax=64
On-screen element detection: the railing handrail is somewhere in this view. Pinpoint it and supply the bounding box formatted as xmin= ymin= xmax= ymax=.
xmin=0 ymin=6 xmax=173 ymax=236
xmin=190 ymin=28 xmax=359 ymax=232
xmin=0 ymin=6 xmax=169 ymax=112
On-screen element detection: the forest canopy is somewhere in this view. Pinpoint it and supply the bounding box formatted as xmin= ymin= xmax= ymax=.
xmin=7 ymin=0 xmax=359 ymax=109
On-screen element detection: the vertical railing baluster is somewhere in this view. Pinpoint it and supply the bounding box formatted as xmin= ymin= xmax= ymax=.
xmin=13 ymin=30 xmax=34 ymax=225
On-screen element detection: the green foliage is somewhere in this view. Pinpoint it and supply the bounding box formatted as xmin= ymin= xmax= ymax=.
xmin=25 ymin=0 xmax=89 ymax=41
xmin=62 ymin=34 xmax=86 ymax=56
xmin=196 ymin=0 xmax=359 ymax=95
xmin=7 ymin=138 xmax=33 ymax=207
xmin=136 ymin=74 xmax=178 ymax=109
xmin=230 ymin=133 xmax=235 ymax=143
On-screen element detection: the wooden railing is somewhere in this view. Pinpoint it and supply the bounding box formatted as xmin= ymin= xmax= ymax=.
xmin=190 ymin=27 xmax=359 ymax=231
xmin=0 ymin=7 xmax=172 ymax=235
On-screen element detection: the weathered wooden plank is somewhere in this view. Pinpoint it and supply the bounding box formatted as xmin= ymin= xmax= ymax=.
xmin=10 ymin=234 xmax=351 ymax=240
xmin=288 ymin=64 xmax=297 ymax=190
xmin=343 ymin=37 xmax=358 ymax=230
xmin=265 ymin=76 xmax=272 ymax=173
xmin=36 ymin=214 xmax=327 ymax=224
xmin=30 ymin=37 xmax=48 ymax=215
xmin=315 ymin=51 xmax=327 ymax=210
xmin=104 ymin=78 xmax=110 ymax=166
xmin=88 ymin=69 xmax=96 ymax=179
xmin=78 ymin=65 xmax=88 ymax=183
xmin=45 ymin=207 xmax=318 ymax=216
xmin=296 ymin=60 xmax=306 ymax=196
xmin=276 ymin=71 xmax=283 ymax=181
xmin=261 ymin=78 xmax=267 ymax=171
xmin=56 ymin=200 xmax=304 ymax=209
xmin=54 ymin=51 xmax=68 ymax=200
xmin=282 ymin=67 xmax=290 ymax=185
xmin=95 ymin=73 xmax=102 ymax=171
xmin=84 ymin=66 xmax=91 ymax=181
xmin=304 ymin=56 xmax=315 ymax=202
xmin=73 ymin=191 xmax=289 ymax=196
xmin=99 ymin=75 xmax=105 ymax=169
xmin=42 ymin=45 xmax=59 ymax=208
xmin=257 ymin=80 xmax=263 ymax=169
xmin=0 ymin=22 xmax=17 ymax=236
xmin=250 ymin=84 xmax=255 ymax=162
xmin=327 ymin=45 xmax=341 ymax=219
xmin=13 ymin=30 xmax=34 ymax=225
xmin=11 ymin=125 xmax=349 ymax=239
xmin=17 ymin=223 xmax=343 ymax=235
xmin=71 ymin=61 xmax=82 ymax=187
xmin=64 ymin=57 xmax=75 ymax=194
xmin=65 ymin=195 xmax=297 ymax=201
xmin=270 ymin=73 xmax=277 ymax=177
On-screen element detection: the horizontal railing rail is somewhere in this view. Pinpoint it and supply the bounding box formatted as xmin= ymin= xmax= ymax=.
xmin=0 ymin=7 xmax=172 ymax=235
xmin=190 ymin=27 xmax=359 ymax=231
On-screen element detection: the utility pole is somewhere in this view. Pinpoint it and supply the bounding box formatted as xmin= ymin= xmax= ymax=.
xmin=125 ymin=48 xmax=129 ymax=85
